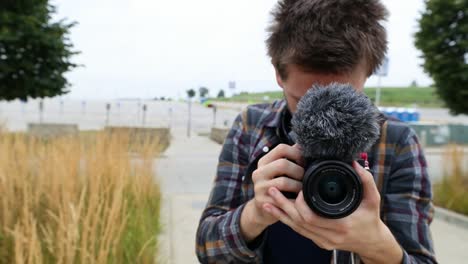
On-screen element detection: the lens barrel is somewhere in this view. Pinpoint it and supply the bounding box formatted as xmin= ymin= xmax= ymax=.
xmin=302 ymin=160 xmax=363 ymax=219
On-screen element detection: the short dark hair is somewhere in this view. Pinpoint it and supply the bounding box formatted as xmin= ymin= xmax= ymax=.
xmin=266 ymin=0 xmax=389 ymax=79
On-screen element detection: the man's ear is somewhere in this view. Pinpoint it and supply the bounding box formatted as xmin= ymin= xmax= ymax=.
xmin=275 ymin=68 xmax=285 ymax=89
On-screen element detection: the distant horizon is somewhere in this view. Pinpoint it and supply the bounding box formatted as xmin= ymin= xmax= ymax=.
xmin=0 ymin=85 xmax=434 ymax=103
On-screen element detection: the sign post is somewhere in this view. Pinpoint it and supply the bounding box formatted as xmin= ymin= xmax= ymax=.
xmin=228 ymin=81 xmax=236 ymax=98
xmin=212 ymin=105 xmax=217 ymax=127
xmin=187 ymin=99 xmax=192 ymax=137
xmin=59 ymin=98 xmax=64 ymax=115
xmin=137 ymin=99 xmax=142 ymax=124
xmin=81 ymin=100 xmax=87 ymax=115
xmin=39 ymin=100 xmax=44 ymax=124
xmin=116 ymin=102 xmax=121 ymax=125
xmin=105 ymin=103 xmax=111 ymax=126
xmin=142 ymin=104 xmax=147 ymax=127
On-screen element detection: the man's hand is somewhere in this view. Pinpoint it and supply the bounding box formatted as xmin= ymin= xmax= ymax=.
xmin=262 ymin=161 xmax=404 ymax=264
xmin=240 ymin=144 xmax=305 ymax=242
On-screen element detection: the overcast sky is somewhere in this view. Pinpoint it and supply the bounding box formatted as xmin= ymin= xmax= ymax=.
xmin=53 ymin=0 xmax=433 ymax=100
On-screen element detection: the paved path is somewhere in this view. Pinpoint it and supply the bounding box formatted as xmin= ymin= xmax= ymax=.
xmin=431 ymin=217 xmax=468 ymax=263
xmin=156 ymin=128 xmax=220 ymax=264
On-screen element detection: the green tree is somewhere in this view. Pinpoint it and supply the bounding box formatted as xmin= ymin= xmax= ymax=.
xmin=187 ymin=89 xmax=196 ymax=98
xmin=415 ymin=0 xmax=468 ymax=114
xmin=199 ymin=86 xmax=209 ymax=98
xmin=217 ymin=89 xmax=225 ymax=98
xmin=0 ymin=0 xmax=78 ymax=101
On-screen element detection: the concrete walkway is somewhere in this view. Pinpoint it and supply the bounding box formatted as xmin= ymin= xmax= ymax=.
xmin=156 ymin=128 xmax=468 ymax=264
xmin=156 ymin=128 xmax=220 ymax=264
xmin=431 ymin=217 xmax=468 ymax=262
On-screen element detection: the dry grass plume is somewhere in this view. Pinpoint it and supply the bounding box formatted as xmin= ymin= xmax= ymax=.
xmin=0 ymin=130 xmax=163 ymax=263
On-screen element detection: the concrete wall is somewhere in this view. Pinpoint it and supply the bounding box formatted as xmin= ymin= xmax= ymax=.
xmin=104 ymin=126 xmax=171 ymax=148
xmin=27 ymin=123 xmax=79 ymax=139
xmin=210 ymin=127 xmax=229 ymax=144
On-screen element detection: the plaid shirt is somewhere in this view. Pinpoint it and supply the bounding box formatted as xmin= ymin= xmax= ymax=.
xmin=196 ymin=100 xmax=436 ymax=264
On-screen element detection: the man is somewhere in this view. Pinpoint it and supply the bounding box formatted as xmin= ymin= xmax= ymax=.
xmin=196 ymin=0 xmax=436 ymax=263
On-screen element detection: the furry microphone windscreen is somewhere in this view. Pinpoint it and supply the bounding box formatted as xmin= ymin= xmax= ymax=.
xmin=291 ymin=83 xmax=381 ymax=161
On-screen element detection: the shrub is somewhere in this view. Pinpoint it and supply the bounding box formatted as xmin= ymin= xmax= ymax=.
xmin=434 ymin=145 xmax=468 ymax=215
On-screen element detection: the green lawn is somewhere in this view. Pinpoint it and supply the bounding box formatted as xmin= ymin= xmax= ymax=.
xmin=212 ymin=87 xmax=444 ymax=108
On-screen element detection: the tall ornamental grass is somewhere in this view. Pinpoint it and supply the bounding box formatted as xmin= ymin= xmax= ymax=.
xmin=0 ymin=130 xmax=163 ymax=263
xmin=434 ymin=145 xmax=468 ymax=215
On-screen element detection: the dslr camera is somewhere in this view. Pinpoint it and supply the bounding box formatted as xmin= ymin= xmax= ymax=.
xmin=277 ymin=84 xmax=381 ymax=219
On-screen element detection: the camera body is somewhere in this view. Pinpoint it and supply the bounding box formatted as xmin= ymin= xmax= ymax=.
xmin=278 ymin=136 xmax=365 ymax=219
xmin=277 ymin=101 xmax=366 ymax=219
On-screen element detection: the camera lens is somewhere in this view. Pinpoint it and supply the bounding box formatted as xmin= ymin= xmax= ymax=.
xmin=302 ymin=160 xmax=362 ymax=219
xmin=318 ymin=173 xmax=347 ymax=204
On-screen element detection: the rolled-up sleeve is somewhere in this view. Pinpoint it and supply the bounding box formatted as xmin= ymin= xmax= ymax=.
xmin=196 ymin=112 xmax=263 ymax=263
xmin=385 ymin=127 xmax=437 ymax=263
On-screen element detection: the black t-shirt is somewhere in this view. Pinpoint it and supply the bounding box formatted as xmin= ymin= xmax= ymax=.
xmin=263 ymin=222 xmax=332 ymax=264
